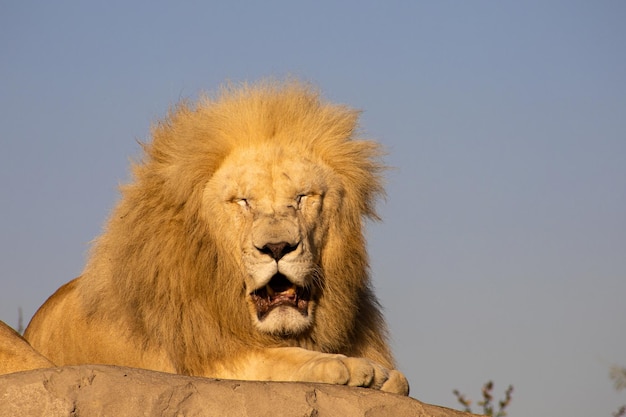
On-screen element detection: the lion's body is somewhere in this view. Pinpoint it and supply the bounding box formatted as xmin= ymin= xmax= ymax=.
xmin=24 ymin=81 xmax=408 ymax=394
xmin=0 ymin=321 xmax=53 ymax=375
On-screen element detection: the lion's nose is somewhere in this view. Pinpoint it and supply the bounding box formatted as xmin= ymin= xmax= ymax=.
xmin=259 ymin=242 xmax=297 ymax=261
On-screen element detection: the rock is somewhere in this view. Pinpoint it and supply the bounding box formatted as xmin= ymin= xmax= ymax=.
xmin=0 ymin=365 xmax=479 ymax=417
xmin=0 ymin=321 xmax=54 ymax=375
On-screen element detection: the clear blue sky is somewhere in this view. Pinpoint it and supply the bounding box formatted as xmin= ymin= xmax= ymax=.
xmin=1 ymin=2 xmax=625 ymax=416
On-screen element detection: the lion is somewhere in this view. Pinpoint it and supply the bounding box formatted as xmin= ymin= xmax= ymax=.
xmin=0 ymin=321 xmax=54 ymax=375
xmin=24 ymin=80 xmax=409 ymax=395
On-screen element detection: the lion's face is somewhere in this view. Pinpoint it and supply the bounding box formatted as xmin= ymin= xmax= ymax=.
xmin=203 ymin=144 xmax=341 ymax=336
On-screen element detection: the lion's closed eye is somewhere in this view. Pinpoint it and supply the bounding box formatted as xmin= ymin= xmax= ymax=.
xmin=231 ymin=198 xmax=250 ymax=210
xmin=294 ymin=194 xmax=307 ymax=210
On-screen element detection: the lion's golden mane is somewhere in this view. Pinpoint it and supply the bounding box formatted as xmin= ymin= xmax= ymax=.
xmin=25 ymin=81 xmax=403 ymax=390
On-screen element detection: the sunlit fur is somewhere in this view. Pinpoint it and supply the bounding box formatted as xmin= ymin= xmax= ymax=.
xmin=25 ymin=80 xmax=400 ymax=382
xmin=0 ymin=321 xmax=53 ymax=375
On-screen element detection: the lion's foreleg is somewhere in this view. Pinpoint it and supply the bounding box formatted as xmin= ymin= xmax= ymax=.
xmin=216 ymin=347 xmax=409 ymax=395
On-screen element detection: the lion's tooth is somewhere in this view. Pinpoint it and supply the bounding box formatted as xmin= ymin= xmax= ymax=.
xmin=285 ymin=286 xmax=296 ymax=296
xmin=266 ymin=284 xmax=275 ymax=296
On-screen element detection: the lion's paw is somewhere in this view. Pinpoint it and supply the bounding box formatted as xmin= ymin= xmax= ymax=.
xmin=297 ymin=354 xmax=409 ymax=395
xmin=381 ymin=369 xmax=410 ymax=396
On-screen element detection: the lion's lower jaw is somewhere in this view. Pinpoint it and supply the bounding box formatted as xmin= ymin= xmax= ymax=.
xmin=253 ymin=307 xmax=313 ymax=336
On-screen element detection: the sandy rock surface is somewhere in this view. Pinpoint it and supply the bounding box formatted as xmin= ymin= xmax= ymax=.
xmin=0 ymin=365 xmax=480 ymax=417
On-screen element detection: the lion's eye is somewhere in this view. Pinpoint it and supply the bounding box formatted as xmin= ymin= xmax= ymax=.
xmin=236 ymin=198 xmax=249 ymax=209
xmin=295 ymin=194 xmax=307 ymax=209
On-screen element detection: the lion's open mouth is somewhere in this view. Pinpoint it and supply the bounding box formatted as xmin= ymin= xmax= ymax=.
xmin=250 ymin=274 xmax=310 ymax=320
